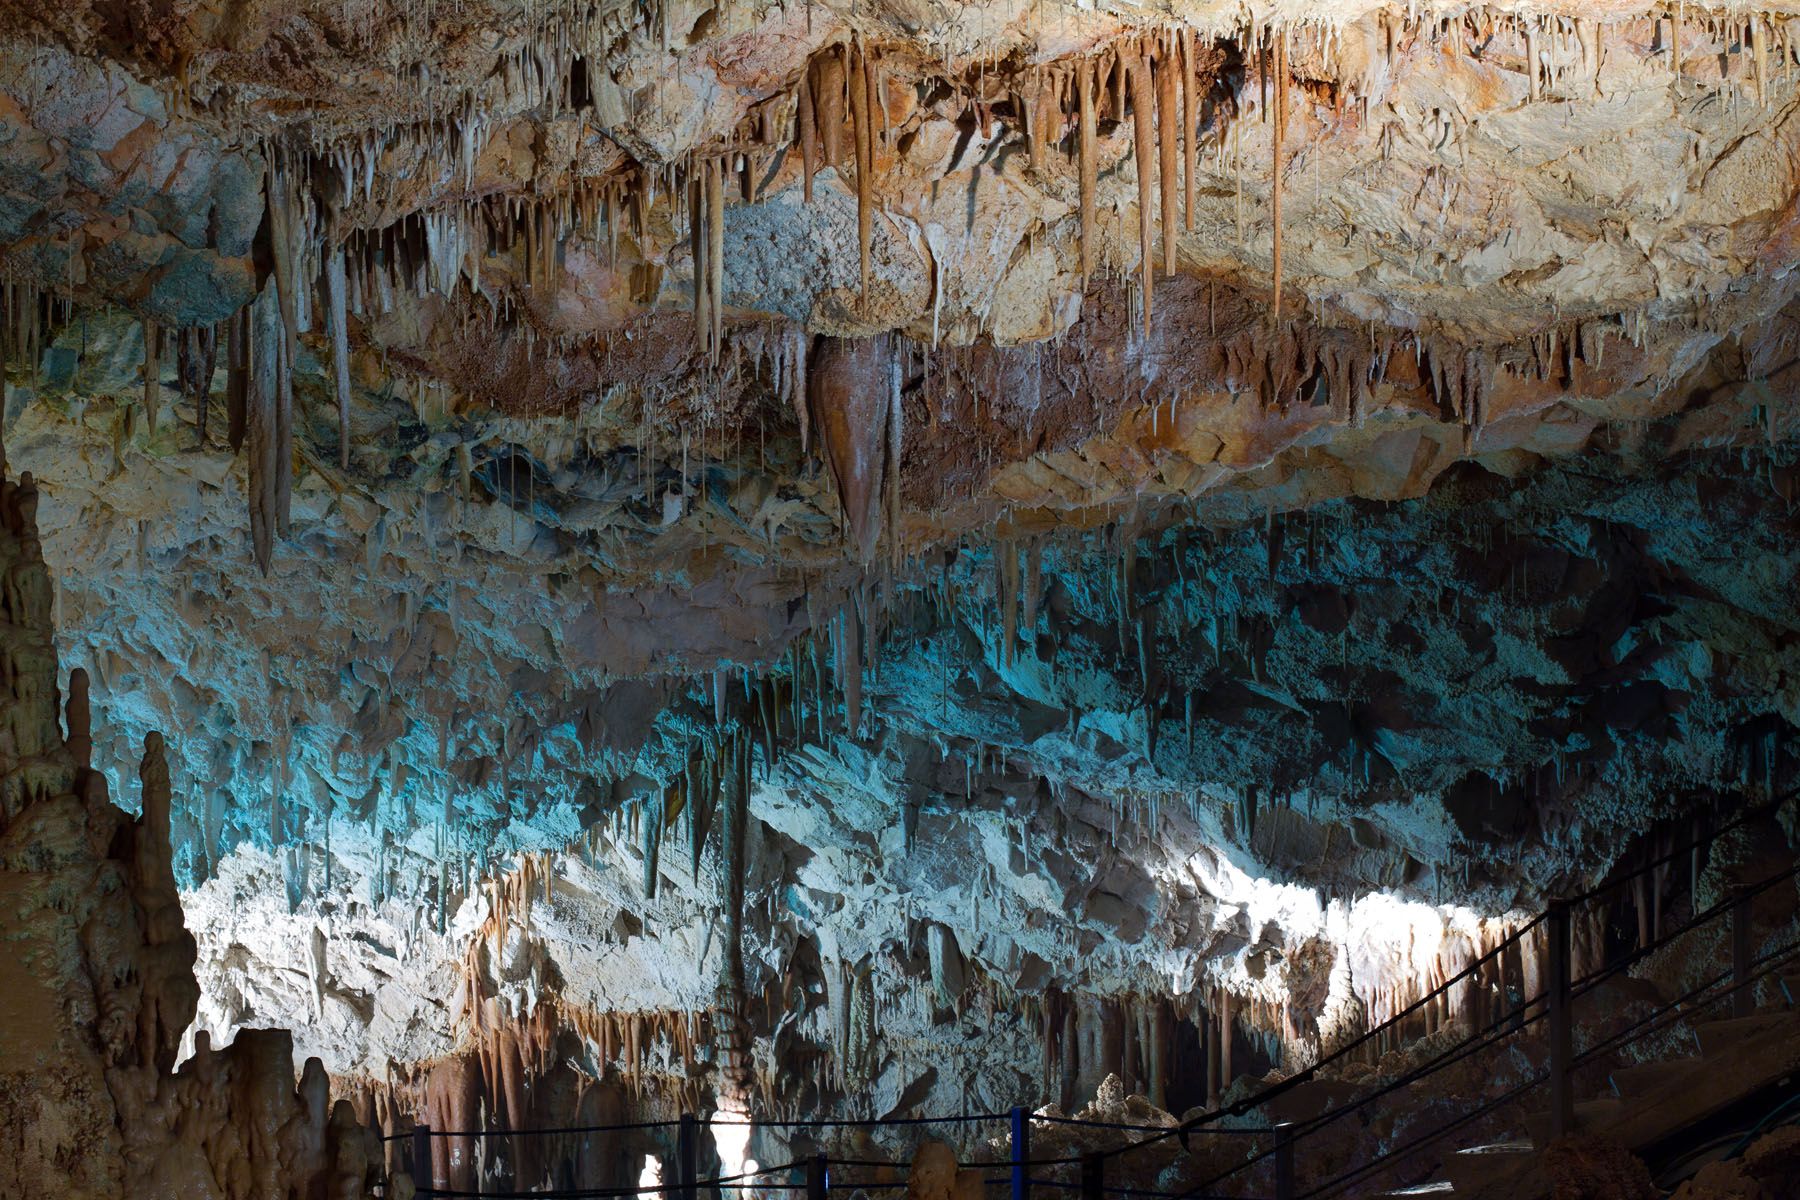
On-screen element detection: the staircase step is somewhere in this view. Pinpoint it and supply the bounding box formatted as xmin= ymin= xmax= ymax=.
xmin=1608 ymin=1058 xmax=1699 ymax=1100
xmin=1693 ymin=1012 xmax=1796 ymax=1057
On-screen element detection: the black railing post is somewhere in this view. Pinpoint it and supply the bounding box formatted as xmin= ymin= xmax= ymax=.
xmin=807 ymin=1154 xmax=828 ymax=1200
xmin=412 ymin=1124 xmax=433 ymax=1197
xmin=679 ymin=1113 xmax=699 ymax=1200
xmin=1081 ymin=1151 xmax=1104 ymax=1200
xmin=1732 ymin=887 xmax=1755 ymax=1019
xmin=1010 ymin=1106 xmax=1030 ymax=1200
xmin=1548 ymin=900 xmax=1574 ymax=1140
xmin=1274 ymin=1123 xmax=1295 ymax=1200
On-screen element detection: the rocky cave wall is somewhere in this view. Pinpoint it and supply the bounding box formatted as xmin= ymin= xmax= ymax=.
xmin=4 ymin=0 xmax=1800 ymax=1191
xmin=0 ymin=448 xmax=381 ymax=1199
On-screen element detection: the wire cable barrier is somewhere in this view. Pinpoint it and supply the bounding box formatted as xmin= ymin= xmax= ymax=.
xmin=397 ymin=806 xmax=1796 ymax=1200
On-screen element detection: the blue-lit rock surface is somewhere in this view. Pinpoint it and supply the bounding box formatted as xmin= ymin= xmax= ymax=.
xmin=4 ymin=0 xmax=1800 ymax=1190
xmin=6 ymin=299 xmax=1796 ymax=1137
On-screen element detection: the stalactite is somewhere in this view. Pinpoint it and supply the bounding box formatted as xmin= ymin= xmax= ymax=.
xmin=843 ymin=605 xmax=863 ymax=737
xmin=1271 ymin=32 xmax=1288 ymax=323
xmin=708 ymin=159 xmax=725 ymax=361
xmin=325 ymin=247 xmax=352 ymax=471
xmin=1525 ymin=20 xmax=1539 ymax=101
xmin=642 ymin=793 xmax=663 ymax=899
xmin=1077 ymin=60 xmax=1097 ymax=285
xmin=263 ymin=158 xmax=301 ymax=540
xmin=1157 ymin=42 xmax=1179 ymax=279
xmin=66 ymin=666 xmax=91 ymax=770
xmin=247 ymin=286 xmax=282 ymax=575
xmin=178 ymin=325 xmax=216 ymax=448
xmin=1129 ymin=51 xmax=1156 ymax=333
xmin=798 ymin=65 xmax=818 ymax=203
xmin=790 ymin=325 xmax=810 ymax=453
xmin=819 ymin=49 xmax=847 ymax=168
xmin=1672 ymin=3 xmax=1683 ymax=80
xmin=851 ymin=39 xmax=876 ymax=309
xmin=998 ymin=541 xmax=1019 ymax=666
xmin=883 ymin=344 xmax=903 ymax=553
xmin=1182 ymin=28 xmax=1199 ymax=233
xmin=691 ymin=166 xmax=711 ymax=354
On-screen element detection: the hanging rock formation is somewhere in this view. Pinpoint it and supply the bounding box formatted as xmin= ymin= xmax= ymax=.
xmin=2 ymin=0 xmax=1800 ymax=1184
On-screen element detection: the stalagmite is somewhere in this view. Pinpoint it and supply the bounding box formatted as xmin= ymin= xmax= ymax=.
xmin=1157 ymin=44 xmax=1179 ymax=278
xmin=1078 ymin=61 xmax=1098 ymax=284
xmin=325 ymin=246 xmax=352 ymax=470
xmin=1129 ymin=52 xmax=1157 ymax=332
xmin=719 ymin=733 xmax=751 ymax=1096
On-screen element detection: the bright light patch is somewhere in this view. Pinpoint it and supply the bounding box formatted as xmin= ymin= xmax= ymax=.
xmin=1183 ymin=844 xmax=1520 ymax=1034
xmin=640 ymin=1154 xmax=663 ymax=1195
xmin=712 ymin=1101 xmax=753 ymax=1188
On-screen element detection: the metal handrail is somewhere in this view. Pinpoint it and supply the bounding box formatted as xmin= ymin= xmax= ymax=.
xmin=402 ymin=804 xmax=1793 ymax=1200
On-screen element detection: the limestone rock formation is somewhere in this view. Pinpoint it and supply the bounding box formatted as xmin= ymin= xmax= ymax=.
xmin=0 ymin=448 xmax=379 ymax=1198
xmin=3 ymin=0 xmax=1800 ymax=1190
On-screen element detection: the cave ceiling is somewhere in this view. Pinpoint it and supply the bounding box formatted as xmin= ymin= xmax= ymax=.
xmin=2 ymin=0 xmax=1798 ymax=1123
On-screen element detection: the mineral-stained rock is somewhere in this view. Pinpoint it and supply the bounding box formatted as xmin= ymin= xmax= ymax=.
xmin=0 ymin=444 xmax=377 ymax=1199
xmin=5 ymin=0 xmax=1800 ymax=1186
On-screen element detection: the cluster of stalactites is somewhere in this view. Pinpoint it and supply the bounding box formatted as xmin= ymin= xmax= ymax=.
xmin=84 ymin=5 xmax=1795 ymax=570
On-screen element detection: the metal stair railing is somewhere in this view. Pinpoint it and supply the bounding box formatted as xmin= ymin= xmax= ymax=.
xmin=390 ymin=802 xmax=1793 ymax=1200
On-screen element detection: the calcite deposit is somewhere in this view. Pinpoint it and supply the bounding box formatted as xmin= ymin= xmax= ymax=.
xmin=0 ymin=448 xmax=379 ymax=1199
xmin=3 ymin=0 xmax=1800 ymax=1194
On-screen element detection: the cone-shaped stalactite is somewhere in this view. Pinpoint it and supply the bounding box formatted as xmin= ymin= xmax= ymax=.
xmin=1271 ymin=32 xmax=1288 ymax=322
xmin=226 ymin=306 xmax=248 ymax=453
xmin=1129 ymin=52 xmax=1156 ymax=333
xmin=325 ymin=246 xmax=352 ymax=470
xmin=1077 ymin=60 xmax=1097 ymax=284
xmin=246 ymin=286 xmax=283 ymax=575
xmin=851 ymin=40 xmax=876 ymax=308
xmin=1157 ymin=40 xmax=1179 ymax=279
xmin=808 ymin=335 xmax=895 ymax=562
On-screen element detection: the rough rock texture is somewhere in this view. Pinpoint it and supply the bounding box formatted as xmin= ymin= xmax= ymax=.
xmin=5 ymin=0 xmax=1800 ymax=1186
xmin=0 ymin=449 xmax=380 ymax=1199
